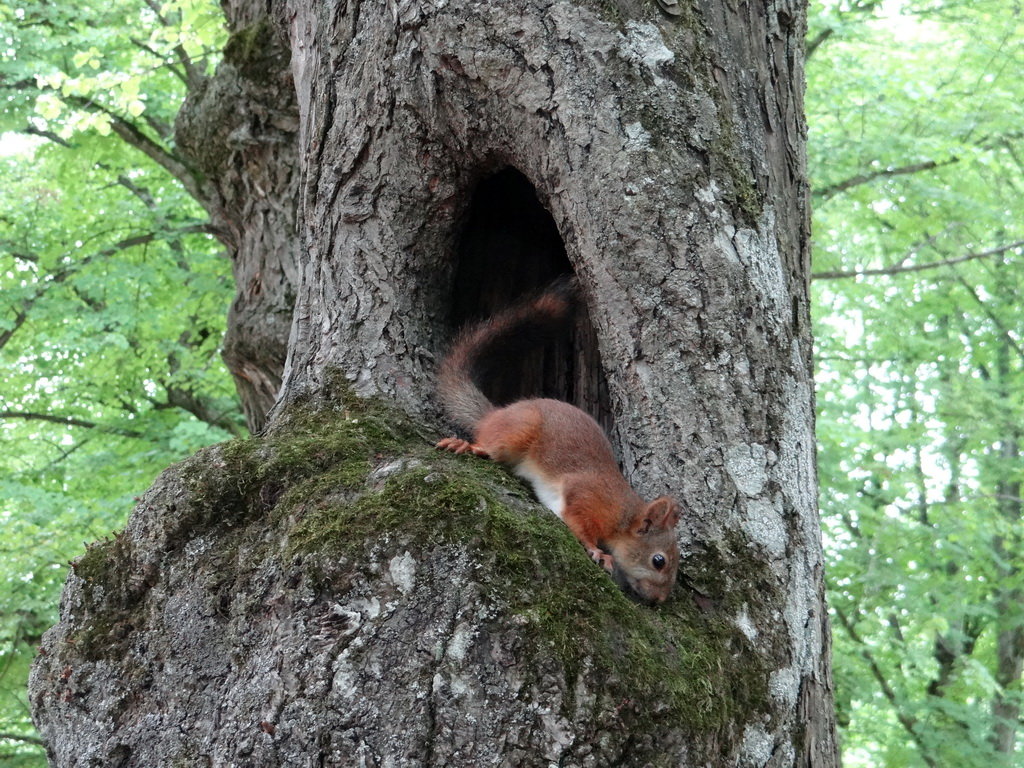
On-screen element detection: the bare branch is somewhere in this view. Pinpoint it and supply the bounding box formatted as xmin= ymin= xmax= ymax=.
xmin=954 ymin=274 xmax=1024 ymax=363
xmin=140 ymin=0 xmax=168 ymax=22
xmin=156 ymin=329 xmax=246 ymax=436
xmin=105 ymin=113 xmax=203 ymax=201
xmin=59 ymin=93 xmax=204 ymax=201
xmin=0 ymin=410 xmax=100 ymax=429
xmin=0 ymin=732 xmax=45 ymax=747
xmin=115 ymin=175 xmax=157 ymax=209
xmin=805 ymin=27 xmax=834 ymax=59
xmin=21 ymin=125 xmax=74 ymax=148
xmin=0 ymin=410 xmax=149 ymax=439
xmin=173 ymin=43 xmax=205 ymax=90
xmin=151 ymin=391 xmax=245 ymax=437
xmin=142 ymin=113 xmax=174 ymax=142
xmin=805 ymin=0 xmax=888 ymax=60
xmin=130 ymin=36 xmax=188 ymax=85
xmin=815 ymin=157 xmax=959 ymax=201
xmin=136 ymin=0 xmax=204 ymax=88
xmin=0 ymin=306 xmax=33 ymax=353
xmin=812 ymin=239 xmax=1024 ymax=281
xmin=41 ymin=436 xmax=93 ymax=472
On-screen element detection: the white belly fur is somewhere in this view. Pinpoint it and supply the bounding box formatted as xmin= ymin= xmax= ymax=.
xmin=513 ymin=459 xmax=564 ymax=519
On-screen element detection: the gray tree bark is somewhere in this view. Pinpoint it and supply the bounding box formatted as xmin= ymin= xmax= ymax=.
xmin=30 ymin=0 xmax=838 ymax=765
xmin=174 ymin=7 xmax=302 ymax=432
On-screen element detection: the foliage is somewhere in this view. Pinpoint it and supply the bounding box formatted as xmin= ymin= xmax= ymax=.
xmin=808 ymin=0 xmax=1024 ymax=765
xmin=0 ymin=0 xmax=230 ymax=761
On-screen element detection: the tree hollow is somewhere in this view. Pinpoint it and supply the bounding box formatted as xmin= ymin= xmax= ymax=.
xmin=449 ymin=167 xmax=611 ymax=432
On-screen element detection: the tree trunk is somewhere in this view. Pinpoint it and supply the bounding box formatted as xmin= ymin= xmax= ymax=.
xmin=991 ymin=331 xmax=1023 ymax=756
xmin=174 ymin=7 xmax=302 ymax=432
xmin=30 ymin=1 xmax=838 ymax=765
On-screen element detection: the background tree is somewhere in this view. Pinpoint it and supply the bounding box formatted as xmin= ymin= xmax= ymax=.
xmin=24 ymin=0 xmax=839 ymax=765
xmin=808 ymin=0 xmax=1024 ymax=765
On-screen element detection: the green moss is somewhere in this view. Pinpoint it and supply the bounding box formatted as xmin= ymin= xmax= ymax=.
xmin=72 ymin=536 xmax=120 ymax=585
xmin=578 ymin=0 xmax=627 ymax=27
xmin=289 ymin=453 xmax=771 ymax=736
xmin=222 ymin=19 xmax=288 ymax=84
xmin=224 ymin=20 xmax=272 ymax=65
xmin=69 ymin=535 xmax=145 ymax=662
xmin=171 ymin=389 xmax=423 ymax=543
xmin=708 ymin=113 xmax=763 ymax=226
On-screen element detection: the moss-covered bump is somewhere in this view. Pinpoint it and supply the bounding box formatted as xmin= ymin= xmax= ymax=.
xmin=287 ymin=444 xmax=770 ymax=737
xmin=65 ymin=389 xmax=772 ymax=740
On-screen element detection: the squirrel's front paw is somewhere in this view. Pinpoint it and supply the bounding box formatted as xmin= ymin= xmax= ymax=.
xmin=436 ymin=437 xmax=490 ymax=458
xmin=588 ymin=548 xmax=614 ymax=574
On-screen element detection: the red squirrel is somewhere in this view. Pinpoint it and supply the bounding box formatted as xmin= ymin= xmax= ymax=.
xmin=435 ymin=280 xmax=681 ymax=605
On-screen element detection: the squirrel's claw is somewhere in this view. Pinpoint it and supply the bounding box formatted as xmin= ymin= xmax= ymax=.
xmin=436 ymin=437 xmax=490 ymax=458
xmin=588 ymin=548 xmax=615 ymax=574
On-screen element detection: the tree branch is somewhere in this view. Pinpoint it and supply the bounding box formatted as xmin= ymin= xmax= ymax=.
xmin=151 ymin=392 xmax=245 ymax=437
xmin=815 ymin=157 xmax=959 ymax=201
xmin=157 ymin=329 xmax=246 ymax=436
xmin=0 ymin=732 xmax=45 ymax=747
xmin=954 ymin=274 xmax=1024 ymax=364
xmin=805 ymin=0 xmax=886 ymax=59
xmin=926 ymin=621 xmax=980 ymax=698
xmin=0 ymin=410 xmax=99 ymax=429
xmin=61 ymin=93 xmax=204 ymax=202
xmin=41 ymin=436 xmax=93 ymax=472
xmin=812 ymin=239 xmax=1024 ymax=281
xmin=137 ymin=0 xmax=204 ymax=88
xmin=115 ymin=175 xmax=157 ymax=209
xmin=0 ymin=306 xmax=32 ymax=353
xmin=141 ymin=113 xmax=174 ymax=142
xmin=0 ymin=410 xmax=149 ymax=439
xmin=21 ymin=125 xmax=74 ymax=148
xmin=805 ymin=27 xmax=834 ymax=59
xmin=130 ymin=36 xmax=188 ymax=86
xmin=172 ymin=43 xmax=205 ymax=90
xmin=105 ymin=113 xmax=203 ymax=201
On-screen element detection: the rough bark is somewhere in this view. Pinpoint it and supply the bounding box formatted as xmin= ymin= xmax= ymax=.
xmin=174 ymin=8 xmax=302 ymax=432
xmin=31 ymin=0 xmax=838 ymax=765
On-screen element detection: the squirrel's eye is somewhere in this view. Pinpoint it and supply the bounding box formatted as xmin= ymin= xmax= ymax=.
xmin=652 ymin=553 xmax=666 ymax=570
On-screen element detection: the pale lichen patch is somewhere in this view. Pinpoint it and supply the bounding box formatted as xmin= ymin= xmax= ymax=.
xmin=725 ymin=443 xmax=768 ymax=497
xmin=735 ymin=603 xmax=758 ymax=642
xmin=388 ymin=551 xmax=417 ymax=594
xmin=741 ymin=498 xmax=788 ymax=560
xmin=618 ymin=21 xmax=675 ymax=84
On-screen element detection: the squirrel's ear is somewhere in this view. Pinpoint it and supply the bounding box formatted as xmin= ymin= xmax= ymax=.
xmin=638 ymin=496 xmax=680 ymax=534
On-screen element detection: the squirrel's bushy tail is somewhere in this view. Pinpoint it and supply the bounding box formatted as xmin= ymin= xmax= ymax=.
xmin=438 ymin=278 xmax=578 ymax=432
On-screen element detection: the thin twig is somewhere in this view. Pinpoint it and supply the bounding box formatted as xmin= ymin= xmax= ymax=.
xmin=0 ymin=732 xmax=45 ymax=747
xmin=812 ymin=240 xmax=1024 ymax=281
xmin=815 ymin=157 xmax=959 ymax=201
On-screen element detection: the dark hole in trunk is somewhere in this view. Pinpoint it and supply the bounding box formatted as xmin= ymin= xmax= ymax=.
xmin=450 ymin=167 xmax=612 ymax=433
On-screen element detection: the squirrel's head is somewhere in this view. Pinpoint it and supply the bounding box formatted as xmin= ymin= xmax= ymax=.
xmin=611 ymin=496 xmax=681 ymax=605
